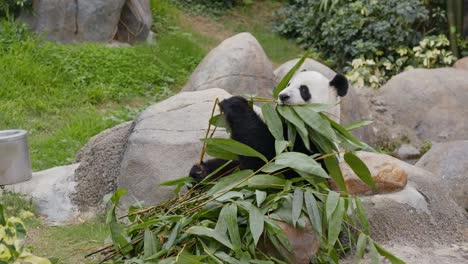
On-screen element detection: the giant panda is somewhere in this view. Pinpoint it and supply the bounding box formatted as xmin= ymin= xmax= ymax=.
xmin=189 ymin=71 xmax=349 ymax=182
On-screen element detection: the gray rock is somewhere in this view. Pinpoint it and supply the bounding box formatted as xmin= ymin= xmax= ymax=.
xmin=118 ymin=88 xmax=232 ymax=207
xmin=22 ymin=0 xmax=151 ymax=43
xmin=363 ymin=68 xmax=468 ymax=147
xmin=6 ymin=164 xmax=79 ymax=224
xmin=115 ymin=0 xmax=152 ymax=44
xmin=415 ymin=140 xmax=468 ymax=210
xmin=273 ymin=58 xmax=337 ymax=83
xmin=394 ymin=144 xmax=421 ymax=161
xmin=72 ymin=122 xmax=133 ymax=211
xmin=182 ymin=33 xmax=274 ymax=98
xmin=453 ymin=57 xmax=468 ymax=71
xmin=355 ymin=152 xmax=466 ymax=248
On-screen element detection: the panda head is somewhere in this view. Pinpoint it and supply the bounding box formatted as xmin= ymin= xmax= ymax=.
xmin=277 ymin=71 xmax=349 ymax=105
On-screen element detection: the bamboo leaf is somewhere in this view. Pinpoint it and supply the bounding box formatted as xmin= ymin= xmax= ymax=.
xmin=275 ymin=140 xmax=289 ymax=155
xmin=201 ymin=138 xmax=268 ymax=162
xmin=293 ymin=105 xmax=336 ymax=141
xmin=223 ymin=204 xmax=242 ymax=252
xmin=325 ymin=191 xmax=340 ymax=221
xmin=292 ymin=189 xmax=303 ymax=227
xmin=369 ymin=241 xmax=379 ymax=264
xmin=324 ymin=156 xmax=347 ymax=193
xmin=261 ymin=162 xmax=288 ymax=173
xmin=163 ymin=221 xmax=181 ymax=250
xmin=262 ymin=103 xmax=284 ymax=140
xmin=207 ymin=170 xmax=253 ymax=196
xmin=374 ymin=242 xmax=406 ymax=264
xmin=304 ymin=191 xmax=322 ymax=237
xmin=186 ymin=226 xmax=234 ymax=250
xmin=277 ymin=106 xmax=310 ymax=150
xmin=246 ymin=174 xmax=287 ymax=189
xmin=206 ymin=144 xmax=239 ymax=161
xmin=249 ymin=205 xmax=264 ymax=246
xmin=209 ymin=114 xmax=228 ymax=129
xmin=344 ymin=120 xmax=373 ymax=131
xmin=214 ymin=252 xmax=242 ymax=264
xmin=354 ymin=233 xmax=368 ymax=264
xmin=256 ymin=190 xmax=267 ymax=207
xmin=324 ymin=114 xmax=367 ymax=148
xmin=355 ymin=197 xmax=370 ymax=235
xmin=159 ymin=176 xmax=194 ymax=186
xmin=327 ymin=198 xmax=345 ymax=248
xmin=344 ymin=152 xmax=375 ymax=189
xmin=276 ymin=152 xmax=328 ymax=178
xmin=273 ymin=51 xmax=309 ymax=98
xmin=144 ymin=229 xmax=158 ymax=259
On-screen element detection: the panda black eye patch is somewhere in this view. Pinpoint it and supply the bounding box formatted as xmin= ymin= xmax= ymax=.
xmin=299 ymin=85 xmax=311 ymax=101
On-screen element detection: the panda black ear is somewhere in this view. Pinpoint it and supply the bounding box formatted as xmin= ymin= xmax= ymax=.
xmin=330 ymin=73 xmax=348 ymax=97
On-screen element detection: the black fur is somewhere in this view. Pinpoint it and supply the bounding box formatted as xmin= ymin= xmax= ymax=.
xmin=299 ymin=85 xmax=311 ymax=102
xmin=190 ymin=96 xmax=323 ymax=182
xmin=189 ymin=159 xmax=240 ymax=182
xmin=330 ymin=74 xmax=349 ymax=97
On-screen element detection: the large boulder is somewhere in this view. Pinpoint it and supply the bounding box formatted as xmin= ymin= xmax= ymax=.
xmin=358 ymin=155 xmax=466 ymax=248
xmin=115 ymin=0 xmax=152 ymax=44
xmin=72 ymin=122 xmax=133 ymax=211
xmin=118 ymin=88 xmax=231 ymax=207
xmin=21 ymin=0 xmax=151 ymax=43
xmin=181 ymin=33 xmax=275 ymax=98
xmin=363 ymin=68 xmax=468 ymax=147
xmin=415 ymin=140 xmax=468 ymax=210
xmin=453 ymin=57 xmax=468 ymax=71
xmin=6 ymin=164 xmax=79 ymax=224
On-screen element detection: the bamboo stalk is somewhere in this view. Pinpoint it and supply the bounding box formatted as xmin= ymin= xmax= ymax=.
xmin=448 ymin=0 xmax=460 ymax=57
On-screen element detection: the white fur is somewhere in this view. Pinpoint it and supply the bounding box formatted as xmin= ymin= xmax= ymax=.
xmin=278 ymin=71 xmax=341 ymax=123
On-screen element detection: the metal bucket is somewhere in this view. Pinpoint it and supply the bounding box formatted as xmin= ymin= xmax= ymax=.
xmin=0 ymin=130 xmax=32 ymax=185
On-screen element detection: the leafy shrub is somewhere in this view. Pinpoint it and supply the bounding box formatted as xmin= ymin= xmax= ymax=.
xmin=0 ymin=204 xmax=51 ymax=263
xmin=0 ymin=0 xmax=31 ymax=19
xmin=346 ymin=34 xmax=456 ymax=89
xmin=171 ymin=0 xmax=255 ymax=16
xmin=275 ymin=0 xmax=430 ymax=69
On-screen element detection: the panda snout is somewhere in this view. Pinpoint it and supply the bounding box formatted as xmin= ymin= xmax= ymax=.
xmin=279 ymin=93 xmax=290 ymax=102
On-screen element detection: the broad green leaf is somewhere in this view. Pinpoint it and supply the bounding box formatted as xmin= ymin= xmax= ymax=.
xmin=186 ymin=226 xmax=234 ymax=250
xmin=106 ymin=189 xmax=133 ymax=254
xmin=178 ymin=253 xmax=207 ymax=264
xmin=374 ymin=242 xmax=406 ymax=264
xmin=256 ymin=190 xmax=267 ymax=207
xmin=344 ymin=152 xmax=375 ymax=189
xmin=325 ymin=191 xmax=340 ymax=220
xmin=144 ymin=229 xmax=159 ymax=259
xmin=355 ymin=197 xmax=370 ymax=235
xmin=304 ymin=191 xmax=322 ymax=237
xmin=216 ymin=191 xmax=244 ymax=202
xmin=163 ymin=221 xmax=181 ymax=250
xmin=159 ymin=176 xmax=194 ymax=186
xmin=209 ymin=114 xmax=228 ymax=129
xmin=215 ymin=207 xmax=229 ymax=235
xmin=127 ymin=215 xmax=183 ymax=233
xmin=293 ymin=105 xmax=336 ymax=141
xmin=214 ymin=252 xmax=242 ymax=264
xmin=287 ymin=122 xmax=297 ymax=149
xmin=276 ymin=152 xmax=328 ymax=178
xmin=292 ymin=189 xmax=303 ymax=227
xmin=344 ymin=120 xmax=373 ymax=131
xmin=273 ymin=51 xmax=309 ymax=98
xmin=262 ymin=103 xmax=284 ymax=140
xmin=327 ymin=198 xmax=345 ymax=248
xmin=324 ymin=156 xmax=347 ymax=193
xmin=261 ymin=162 xmax=288 ymax=173
xmin=225 ymin=204 xmax=242 ymax=252
xmin=275 ymin=140 xmax=289 ymax=155
xmin=201 ymin=138 xmax=268 ymax=162
xmin=246 ymin=174 xmax=287 ymax=189
xmin=249 ymin=205 xmax=264 ymax=245
xmin=354 ymin=233 xmax=368 ymax=264
xmin=207 ymin=170 xmax=253 ymax=196
xmin=300 ymin=103 xmax=335 ymax=112
xmin=277 ymin=106 xmax=310 ymax=150
xmin=369 ymin=241 xmax=379 ymax=264
xmin=0 ymin=204 xmax=5 ymax=225
xmin=206 ymin=144 xmax=239 ymax=161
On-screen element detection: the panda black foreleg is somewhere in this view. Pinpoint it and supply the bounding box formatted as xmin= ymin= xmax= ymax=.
xmin=189 ymin=158 xmax=241 ymax=183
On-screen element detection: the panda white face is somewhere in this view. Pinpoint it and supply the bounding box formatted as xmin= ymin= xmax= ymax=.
xmin=278 ymin=71 xmax=348 ymax=106
xmin=278 ymin=71 xmax=332 ymax=105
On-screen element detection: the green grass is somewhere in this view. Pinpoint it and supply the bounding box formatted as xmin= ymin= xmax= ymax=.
xmin=0 ymin=20 xmax=205 ymax=171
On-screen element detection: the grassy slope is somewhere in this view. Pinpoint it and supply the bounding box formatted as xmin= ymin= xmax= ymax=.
xmin=4 ymin=1 xmax=304 ymax=263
